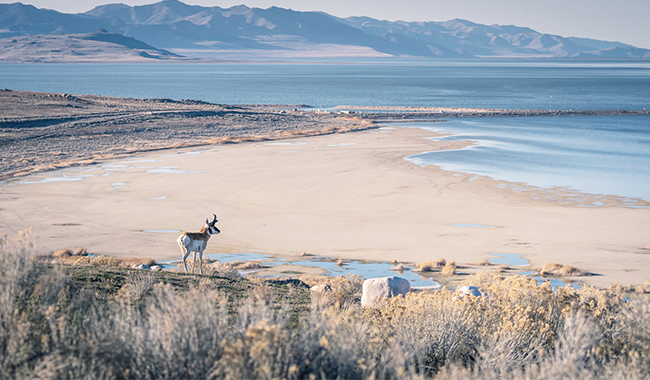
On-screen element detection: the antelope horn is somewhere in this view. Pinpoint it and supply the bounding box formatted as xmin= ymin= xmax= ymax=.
xmin=212 ymin=214 xmax=218 ymax=223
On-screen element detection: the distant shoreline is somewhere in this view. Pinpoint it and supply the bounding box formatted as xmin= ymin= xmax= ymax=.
xmin=2 ymin=89 xmax=648 ymax=182
xmin=334 ymin=105 xmax=650 ymax=121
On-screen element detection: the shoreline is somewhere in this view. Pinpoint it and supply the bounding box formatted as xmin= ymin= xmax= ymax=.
xmin=2 ymin=89 xmax=648 ymax=183
xmin=2 ymin=90 xmax=649 ymax=289
xmin=2 ymin=126 xmax=649 ymax=289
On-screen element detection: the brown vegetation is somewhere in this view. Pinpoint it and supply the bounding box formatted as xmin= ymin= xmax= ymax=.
xmin=540 ymin=262 xmax=586 ymax=276
xmin=473 ymin=258 xmax=492 ymax=266
xmin=3 ymin=231 xmax=650 ymax=379
xmin=54 ymin=254 xmax=156 ymax=268
xmin=415 ymin=258 xmax=447 ymax=272
xmin=441 ymin=261 xmax=457 ymax=275
xmin=227 ymin=260 xmax=265 ymax=270
xmin=493 ymin=265 xmax=510 ymax=273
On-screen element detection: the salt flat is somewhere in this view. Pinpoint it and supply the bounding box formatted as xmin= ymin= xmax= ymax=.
xmin=1 ymin=126 xmax=648 ymax=288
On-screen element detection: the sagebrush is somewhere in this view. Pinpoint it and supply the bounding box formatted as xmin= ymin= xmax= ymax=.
xmin=1 ymin=231 xmax=649 ymax=379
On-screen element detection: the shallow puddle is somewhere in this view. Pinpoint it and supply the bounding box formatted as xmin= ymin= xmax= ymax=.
xmin=194 ymin=253 xmax=439 ymax=287
xmin=160 ymin=251 xmax=582 ymax=290
xmin=19 ymin=176 xmax=84 ymax=184
xmin=488 ymin=253 xmax=529 ymax=266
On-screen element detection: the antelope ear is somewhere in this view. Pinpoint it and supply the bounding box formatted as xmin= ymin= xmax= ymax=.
xmin=206 ymin=218 xmax=209 ymax=225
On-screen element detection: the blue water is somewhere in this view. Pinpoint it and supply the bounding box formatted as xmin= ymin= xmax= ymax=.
xmin=202 ymin=253 xmax=440 ymax=287
xmin=1 ymin=60 xmax=649 ymax=110
xmin=2 ymin=60 xmax=649 ymax=201
xmin=405 ymin=116 xmax=650 ymax=202
xmin=489 ymin=253 xmax=530 ymax=266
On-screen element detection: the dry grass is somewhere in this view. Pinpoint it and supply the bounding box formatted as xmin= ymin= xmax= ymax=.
xmin=493 ymin=265 xmax=510 ymax=273
xmin=73 ymin=247 xmax=88 ymax=256
xmin=63 ymin=255 xmax=156 ymax=268
xmin=415 ymin=258 xmax=447 ymax=272
xmin=209 ymin=261 xmax=242 ymax=279
xmin=473 ymin=258 xmax=492 ymax=266
xmin=540 ymin=262 xmax=586 ymax=276
xmin=51 ymin=247 xmax=89 ymax=259
xmin=51 ymin=248 xmax=72 ymax=258
xmin=441 ymin=261 xmax=457 ymax=275
xmin=116 ymin=271 xmax=156 ymax=303
xmin=228 ymin=260 xmax=265 ymax=270
xmin=297 ymin=274 xmax=330 ymax=287
xmin=3 ymin=230 xmax=650 ymax=379
xmin=309 ymin=274 xmax=363 ymax=309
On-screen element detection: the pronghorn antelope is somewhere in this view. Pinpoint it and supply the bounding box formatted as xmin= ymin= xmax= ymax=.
xmin=177 ymin=214 xmax=220 ymax=275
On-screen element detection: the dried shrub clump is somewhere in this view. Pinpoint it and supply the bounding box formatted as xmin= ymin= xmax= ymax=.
xmin=52 ymin=248 xmax=72 ymax=258
xmin=474 ymin=258 xmax=492 ymax=266
xmin=540 ymin=262 xmax=586 ymax=276
xmin=310 ymin=274 xmax=363 ymax=309
xmin=228 ymin=260 xmax=265 ymax=270
xmin=441 ymin=261 xmax=457 ymax=275
xmin=415 ymin=258 xmax=447 ymax=272
xmin=73 ymin=247 xmax=88 ymax=256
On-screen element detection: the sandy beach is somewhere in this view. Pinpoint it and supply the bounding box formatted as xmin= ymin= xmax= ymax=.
xmin=1 ymin=125 xmax=649 ymax=288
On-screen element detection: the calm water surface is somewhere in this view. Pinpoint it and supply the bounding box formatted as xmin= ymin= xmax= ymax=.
xmin=404 ymin=116 xmax=650 ymax=202
xmin=2 ymin=60 xmax=649 ymax=200
xmin=1 ymin=59 xmax=649 ymax=110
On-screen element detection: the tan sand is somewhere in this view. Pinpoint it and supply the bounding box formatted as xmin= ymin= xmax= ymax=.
xmin=1 ymin=126 xmax=649 ymax=288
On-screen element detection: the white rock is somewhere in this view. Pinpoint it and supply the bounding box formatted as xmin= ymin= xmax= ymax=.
xmin=150 ymin=265 xmax=162 ymax=272
xmin=361 ymin=276 xmax=410 ymax=307
xmin=457 ymin=285 xmax=485 ymax=298
xmin=132 ymin=264 xmax=151 ymax=270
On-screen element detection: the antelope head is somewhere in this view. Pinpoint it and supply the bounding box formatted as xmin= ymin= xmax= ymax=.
xmin=205 ymin=214 xmax=220 ymax=235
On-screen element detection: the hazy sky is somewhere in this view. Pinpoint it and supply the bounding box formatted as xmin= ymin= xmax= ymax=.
xmin=6 ymin=0 xmax=650 ymax=48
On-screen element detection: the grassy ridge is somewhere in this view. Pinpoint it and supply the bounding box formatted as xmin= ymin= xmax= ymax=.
xmin=2 ymin=231 xmax=649 ymax=379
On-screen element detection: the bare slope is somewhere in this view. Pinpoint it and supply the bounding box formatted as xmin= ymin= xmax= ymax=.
xmin=0 ymin=28 xmax=183 ymax=62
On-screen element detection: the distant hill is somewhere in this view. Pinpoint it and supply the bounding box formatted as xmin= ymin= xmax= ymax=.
xmin=1 ymin=0 xmax=649 ymax=59
xmin=0 ymin=28 xmax=183 ymax=62
xmin=337 ymin=17 xmax=649 ymax=58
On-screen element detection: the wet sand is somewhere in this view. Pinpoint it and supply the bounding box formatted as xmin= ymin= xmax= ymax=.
xmin=1 ymin=126 xmax=649 ymax=288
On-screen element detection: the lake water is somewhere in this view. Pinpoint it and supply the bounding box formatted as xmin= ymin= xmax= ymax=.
xmin=2 ymin=59 xmax=649 ymax=201
xmin=1 ymin=59 xmax=649 ymax=110
xmin=405 ymin=116 xmax=650 ymax=202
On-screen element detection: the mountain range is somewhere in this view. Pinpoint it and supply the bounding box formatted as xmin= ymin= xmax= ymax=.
xmin=1 ymin=0 xmax=648 ymax=59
